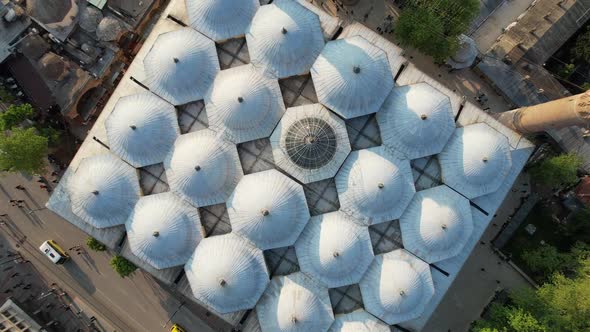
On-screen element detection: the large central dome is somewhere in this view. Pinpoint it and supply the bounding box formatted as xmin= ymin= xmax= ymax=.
xmin=270 ymin=104 xmax=351 ymax=184
xmin=285 ymin=117 xmax=337 ymax=169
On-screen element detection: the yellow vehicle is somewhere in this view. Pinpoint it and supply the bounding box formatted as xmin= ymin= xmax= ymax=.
xmin=39 ymin=240 xmax=69 ymax=264
xmin=170 ymin=324 xmax=186 ymax=332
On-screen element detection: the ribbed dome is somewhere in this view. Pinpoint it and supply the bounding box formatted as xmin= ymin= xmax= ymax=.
xmin=164 ymin=130 xmax=243 ymax=208
xmin=126 ymin=192 xmax=204 ymax=269
xmin=359 ymin=249 xmax=434 ymax=325
xmin=257 ymin=272 xmax=334 ymax=332
xmin=68 ymin=154 xmax=141 ymax=229
xmin=294 ymin=211 xmax=374 ymax=288
xmin=205 ymin=64 xmax=285 ymax=143
xmin=228 ymin=169 xmax=310 ymax=250
xmin=106 ymin=93 xmax=180 ymax=168
xmin=336 ymin=146 xmax=415 ymax=225
xmin=186 ymin=0 xmax=259 ymax=41
xmin=96 ymin=16 xmax=123 ymax=42
xmin=400 ymin=185 xmax=473 ymax=263
xmin=185 ymin=233 xmax=269 ymax=314
xmin=329 ymin=310 xmax=390 ymax=332
xmin=247 ymin=0 xmax=324 ymax=78
xmin=311 ymin=36 xmax=394 ymax=119
xmin=270 ymin=104 xmax=351 ymax=184
xmin=448 ymin=35 xmax=478 ymax=69
xmin=439 ymin=123 xmax=512 ymax=198
xmin=144 ymin=28 xmax=220 ymax=105
xmin=79 ymin=5 xmax=103 ymax=33
xmin=376 ymin=83 xmax=456 ymax=159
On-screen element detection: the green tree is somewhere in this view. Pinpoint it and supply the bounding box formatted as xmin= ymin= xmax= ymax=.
xmin=472 ymin=304 xmax=548 ymax=332
xmin=521 ymin=245 xmax=567 ymax=277
xmin=581 ymin=82 xmax=590 ymax=91
xmin=86 ymin=237 xmax=106 ymax=251
xmin=573 ymin=26 xmax=590 ymax=62
xmin=558 ymin=63 xmax=575 ymax=79
xmin=37 ymin=126 xmax=61 ymax=146
xmin=0 ymin=103 xmax=34 ymax=131
xmin=473 ymin=255 xmax=590 ymax=332
xmin=0 ymin=87 xmax=14 ymax=103
xmin=109 ymin=255 xmax=137 ymax=278
xmin=395 ymin=0 xmax=479 ymax=62
xmin=0 ymin=128 xmax=47 ymax=175
xmin=530 ymin=153 xmax=582 ymax=187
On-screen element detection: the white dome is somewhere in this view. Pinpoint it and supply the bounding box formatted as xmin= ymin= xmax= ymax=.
xmin=447 ymin=35 xmax=478 ymax=69
xmin=311 ymin=36 xmax=394 ymax=119
xmin=335 ymin=146 xmax=415 ymax=225
xmin=185 ymin=233 xmax=269 ymax=314
xmin=270 ymin=103 xmax=351 ymax=184
xmin=144 ymin=28 xmax=219 ymax=105
xmin=400 ymin=185 xmax=473 ymax=263
xmin=205 ymin=65 xmax=285 ymax=143
xmin=376 ymin=83 xmax=456 ymax=159
xmin=329 ymin=310 xmax=390 ymax=332
xmin=257 ymin=272 xmax=334 ymax=332
xmin=164 ymin=130 xmax=243 ymax=207
xmin=247 ymin=0 xmax=324 ymax=78
xmin=186 ymin=0 xmax=259 ymax=41
xmin=228 ymin=169 xmax=310 ymax=250
xmin=126 ymin=192 xmax=204 ymax=269
xmin=68 ymin=153 xmax=141 ymax=229
xmin=439 ymin=123 xmax=512 ymax=198
xmin=359 ymin=249 xmax=434 ymax=325
xmin=294 ymin=211 xmax=374 ymax=288
xmin=106 ymin=93 xmax=180 ymax=168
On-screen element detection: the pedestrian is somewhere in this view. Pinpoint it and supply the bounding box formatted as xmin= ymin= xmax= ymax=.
xmin=23 ymin=284 xmax=31 ymax=290
xmin=480 ymin=268 xmax=486 ymax=272
xmin=51 ymin=179 xmax=59 ymax=184
xmin=16 ymin=200 xmax=24 ymax=204
xmin=15 ymin=185 xmax=25 ymax=190
xmin=40 ymin=185 xmax=48 ymax=189
xmin=37 ymin=179 xmax=44 ymax=183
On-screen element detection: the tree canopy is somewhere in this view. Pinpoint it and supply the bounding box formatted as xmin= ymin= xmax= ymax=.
xmin=573 ymin=26 xmax=590 ymax=63
xmin=0 ymin=103 xmax=34 ymax=131
xmin=110 ymin=255 xmax=137 ymax=278
xmin=395 ymin=0 xmax=480 ymax=62
xmin=530 ymin=153 xmax=582 ymax=187
xmin=473 ymin=247 xmax=590 ymax=332
xmin=0 ymin=128 xmax=48 ymax=175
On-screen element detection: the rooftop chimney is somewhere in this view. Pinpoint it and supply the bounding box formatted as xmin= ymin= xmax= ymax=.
xmin=493 ymin=91 xmax=590 ymax=134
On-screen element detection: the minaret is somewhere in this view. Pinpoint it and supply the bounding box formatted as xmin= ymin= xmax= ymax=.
xmin=493 ymin=91 xmax=590 ymax=134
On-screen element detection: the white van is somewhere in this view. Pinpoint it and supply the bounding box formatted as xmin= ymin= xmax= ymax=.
xmin=39 ymin=240 xmax=69 ymax=264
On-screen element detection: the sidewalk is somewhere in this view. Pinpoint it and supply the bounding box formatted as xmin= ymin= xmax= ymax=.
xmin=0 ymin=172 xmax=217 ymax=332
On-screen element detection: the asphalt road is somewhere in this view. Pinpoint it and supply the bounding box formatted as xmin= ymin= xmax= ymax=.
xmin=0 ymin=172 xmax=215 ymax=332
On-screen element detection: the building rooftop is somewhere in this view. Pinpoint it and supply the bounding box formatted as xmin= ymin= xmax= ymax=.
xmin=46 ymin=1 xmax=535 ymax=330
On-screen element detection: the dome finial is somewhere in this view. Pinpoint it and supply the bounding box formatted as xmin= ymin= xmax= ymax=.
xmin=219 ymin=278 xmax=226 ymax=287
xmin=420 ymin=114 xmax=428 ymax=120
xmin=152 ymin=231 xmax=159 ymax=237
xmin=333 ymin=251 xmax=340 ymax=258
xmin=441 ymin=223 xmax=448 ymax=230
xmin=353 ymin=66 xmax=361 ymax=74
xmin=399 ymin=290 xmax=406 ymax=296
xmin=261 ymin=209 xmax=270 ymax=216
xmin=282 ymin=27 xmax=288 ymax=34
xmin=130 ymin=125 xmax=137 ymax=130
xmin=195 ymin=165 xmax=201 ymax=171
xmin=91 ymin=190 xmax=99 ymax=195
xmin=378 ymin=183 xmax=384 ymax=189
xmin=173 ymin=57 xmax=179 ymax=63
xmin=291 ymin=316 xmax=298 ymax=324
xmin=482 ymin=156 xmax=489 ymax=163
xmin=237 ymin=96 xmax=244 ymax=103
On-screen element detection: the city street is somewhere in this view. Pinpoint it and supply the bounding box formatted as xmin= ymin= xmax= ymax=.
xmin=0 ymin=173 xmax=217 ymax=332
